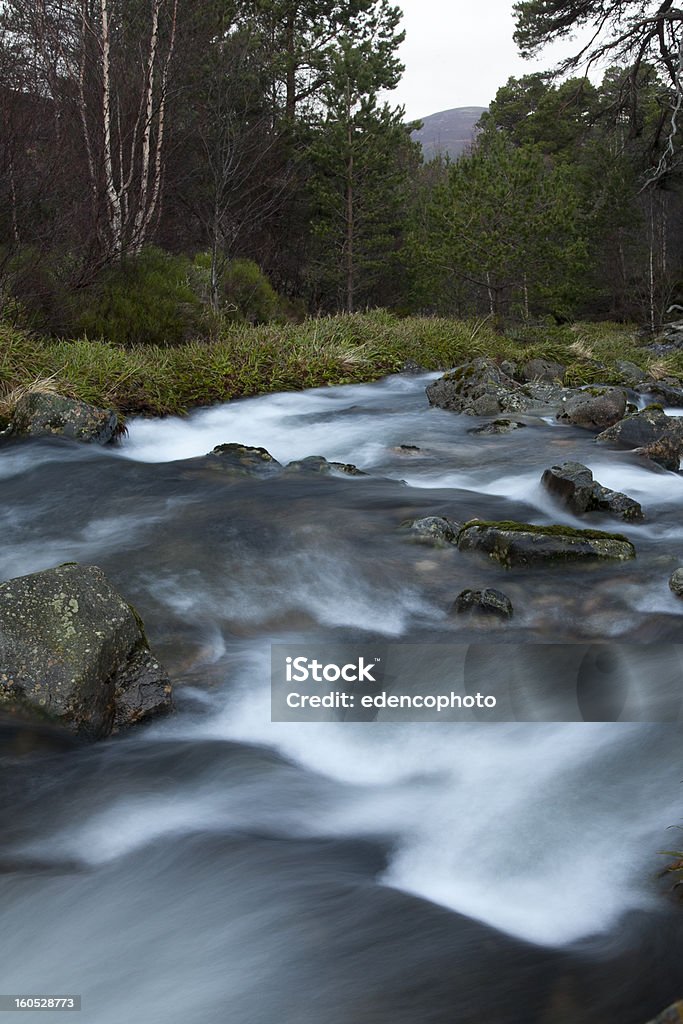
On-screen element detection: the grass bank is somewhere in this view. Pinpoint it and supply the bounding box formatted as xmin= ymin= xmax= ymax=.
xmin=0 ymin=311 xmax=679 ymax=420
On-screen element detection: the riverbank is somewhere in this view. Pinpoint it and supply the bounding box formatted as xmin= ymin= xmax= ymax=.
xmin=2 ymin=312 xmax=680 ymax=421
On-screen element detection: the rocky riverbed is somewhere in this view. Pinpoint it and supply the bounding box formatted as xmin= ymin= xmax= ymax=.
xmin=1 ymin=361 xmax=683 ymax=1023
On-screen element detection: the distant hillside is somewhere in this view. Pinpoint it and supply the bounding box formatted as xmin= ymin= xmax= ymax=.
xmin=412 ymin=106 xmax=487 ymax=161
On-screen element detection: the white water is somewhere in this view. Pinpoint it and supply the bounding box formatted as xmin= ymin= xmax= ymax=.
xmin=3 ymin=373 xmax=683 ymax=1023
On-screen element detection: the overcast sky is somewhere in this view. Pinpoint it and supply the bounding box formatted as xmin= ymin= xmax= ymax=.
xmin=391 ymin=0 xmax=580 ymax=120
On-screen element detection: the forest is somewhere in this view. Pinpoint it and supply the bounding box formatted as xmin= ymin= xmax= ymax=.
xmin=1 ymin=0 xmax=683 ymax=344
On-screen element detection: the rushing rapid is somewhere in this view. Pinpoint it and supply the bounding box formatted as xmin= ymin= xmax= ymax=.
xmin=1 ymin=372 xmax=682 ymax=1023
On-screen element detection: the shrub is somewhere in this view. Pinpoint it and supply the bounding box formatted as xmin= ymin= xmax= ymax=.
xmin=0 ymin=246 xmax=73 ymax=334
xmin=192 ymin=254 xmax=291 ymax=324
xmin=73 ymin=247 xmax=203 ymax=347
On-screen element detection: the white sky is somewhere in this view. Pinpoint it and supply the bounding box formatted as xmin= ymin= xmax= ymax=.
xmin=391 ymin=0 xmax=585 ymax=120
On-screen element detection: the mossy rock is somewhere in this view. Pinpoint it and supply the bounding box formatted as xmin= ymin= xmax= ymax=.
xmin=456 ymin=520 xmax=636 ymax=567
xmin=8 ymin=392 xmax=119 ymax=445
xmin=0 ymin=563 xmax=172 ymax=738
xmin=426 ymin=358 xmax=533 ymax=416
xmin=206 ymin=443 xmax=283 ymax=477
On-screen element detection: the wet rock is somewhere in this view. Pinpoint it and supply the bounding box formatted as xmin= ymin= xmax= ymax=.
xmin=7 ymin=392 xmax=119 ymax=445
xmin=0 ymin=563 xmax=172 ymax=739
xmin=634 ymin=436 xmax=682 ymax=471
xmin=518 ymin=358 xmax=565 ymax=383
xmin=669 ymin=569 xmax=683 ymax=597
xmin=636 ymin=380 xmax=683 ymax=405
xmin=426 ymin=358 xmax=533 ymax=416
xmin=644 ymin=1001 xmax=683 ymax=1024
xmin=541 ymin=461 xmax=594 ymax=513
xmin=596 ymin=407 xmax=683 ymax=455
xmin=284 ymin=455 xmax=366 ymax=476
xmin=450 ymin=588 xmax=513 ymax=619
xmin=456 ymin=520 xmax=636 ymax=567
xmin=207 ymin=443 xmax=282 ymax=477
xmin=541 ymin=461 xmax=644 ymax=521
xmin=469 ymin=418 xmax=527 ymax=435
xmin=556 ymin=387 xmax=627 ymax=430
xmin=401 ymin=516 xmax=460 ymax=546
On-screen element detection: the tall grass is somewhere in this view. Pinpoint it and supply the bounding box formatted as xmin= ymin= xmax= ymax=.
xmin=0 ymin=312 xmax=677 ymax=419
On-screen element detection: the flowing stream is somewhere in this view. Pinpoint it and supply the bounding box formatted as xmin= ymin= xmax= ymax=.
xmin=2 ymin=372 xmax=683 ymax=1023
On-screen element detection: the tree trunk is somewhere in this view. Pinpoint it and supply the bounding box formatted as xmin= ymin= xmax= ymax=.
xmin=285 ymin=7 xmax=296 ymax=121
xmin=346 ymin=119 xmax=354 ymax=314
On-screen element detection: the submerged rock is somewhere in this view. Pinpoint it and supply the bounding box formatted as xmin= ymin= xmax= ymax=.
xmin=426 ymin=358 xmax=533 ymax=416
xmin=0 ymin=713 xmax=82 ymax=755
xmin=392 ymin=444 xmax=422 ymax=455
xmin=284 ymin=455 xmax=366 ymax=476
xmin=469 ymin=418 xmax=527 ymax=435
xmin=456 ymin=520 xmax=636 ymax=567
xmin=556 ymin=387 xmax=627 ymax=430
xmin=7 ymin=392 xmax=119 ymax=445
xmin=207 ymin=443 xmax=282 ymax=476
xmin=596 ymin=406 xmax=683 ymax=449
xmin=669 ymin=568 xmax=683 ymax=597
xmin=401 ymin=516 xmax=460 ymax=546
xmin=0 ymin=563 xmax=172 ymax=739
xmin=541 ymin=461 xmax=644 ymax=521
xmin=450 ymin=588 xmax=513 ymax=619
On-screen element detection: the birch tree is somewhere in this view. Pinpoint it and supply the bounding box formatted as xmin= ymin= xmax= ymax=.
xmin=0 ymin=0 xmax=180 ymax=262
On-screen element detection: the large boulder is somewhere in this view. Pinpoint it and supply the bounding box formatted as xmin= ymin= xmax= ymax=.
xmin=7 ymin=392 xmax=119 ymax=445
xmin=541 ymin=461 xmax=644 ymax=521
xmin=426 ymin=359 xmax=533 ymax=416
xmin=456 ymin=520 xmax=636 ymax=567
xmin=0 ymin=564 xmax=172 ymax=739
xmin=596 ymin=406 xmax=683 ymax=450
xmin=556 ymin=387 xmax=627 ymax=430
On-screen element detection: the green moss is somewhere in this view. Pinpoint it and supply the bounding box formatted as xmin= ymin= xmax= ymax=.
xmin=644 ymin=402 xmax=665 ymax=412
xmin=458 ymin=519 xmax=631 ymax=544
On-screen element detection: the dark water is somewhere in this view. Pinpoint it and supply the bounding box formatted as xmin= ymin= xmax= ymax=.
xmin=1 ymin=373 xmax=683 ymax=1022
